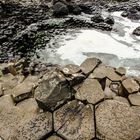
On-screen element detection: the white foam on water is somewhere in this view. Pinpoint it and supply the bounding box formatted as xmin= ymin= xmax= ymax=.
xmin=56 ymin=12 xmax=140 ymax=76
xmin=38 ymin=11 xmax=140 ymax=76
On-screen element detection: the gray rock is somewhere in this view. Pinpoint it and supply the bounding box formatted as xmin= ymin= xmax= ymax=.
xmin=35 ymin=70 xmax=71 ymax=111
xmin=66 ymin=73 xmax=86 ymax=86
xmin=0 ymin=73 xmax=25 ymax=95
xmin=96 ymin=100 xmax=140 ymax=140
xmin=115 ymin=67 xmax=126 ymax=76
xmin=122 ymin=78 xmax=139 ymax=94
xmin=104 ymin=87 xmax=116 ymax=99
xmin=104 ymin=16 xmax=115 ymax=25
xmin=53 ymin=2 xmax=69 ymax=17
xmin=89 ymin=65 xmax=122 ymax=81
xmin=61 ymin=64 xmax=81 ymax=75
xmin=113 ymin=96 xmax=130 ymax=106
xmin=75 ymin=79 xmax=104 ymax=104
xmin=80 ymin=58 xmax=101 ymax=76
xmin=128 ymin=93 xmax=140 ymax=106
xmin=15 ymin=112 xmax=52 ymax=140
xmin=11 ymin=81 xmax=34 ymax=103
xmin=54 ymin=100 xmax=95 ymax=140
xmin=133 ymin=26 xmax=140 ymax=36
xmin=0 ymin=96 xmax=38 ymax=139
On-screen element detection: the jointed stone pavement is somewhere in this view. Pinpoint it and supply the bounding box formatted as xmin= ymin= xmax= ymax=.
xmin=0 ymin=58 xmax=140 ymax=140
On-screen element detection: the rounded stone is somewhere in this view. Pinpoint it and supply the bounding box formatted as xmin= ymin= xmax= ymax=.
xmin=96 ymin=100 xmax=140 ymax=140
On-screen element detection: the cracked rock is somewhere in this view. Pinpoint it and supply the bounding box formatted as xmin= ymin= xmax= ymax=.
xmin=0 ymin=96 xmax=38 ymax=139
xmin=54 ymin=100 xmax=95 ymax=140
xmin=89 ymin=65 xmax=122 ymax=81
xmin=15 ymin=112 xmax=52 ymax=140
xmin=122 ymin=78 xmax=139 ymax=94
xmin=75 ymin=78 xmax=104 ymax=104
xmin=80 ymin=58 xmax=101 ymax=76
xmin=96 ymin=100 xmax=140 ymax=140
xmin=35 ymin=70 xmax=71 ymax=111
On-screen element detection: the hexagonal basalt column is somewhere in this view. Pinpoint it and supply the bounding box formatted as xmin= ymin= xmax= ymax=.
xmin=96 ymin=100 xmax=140 ymax=140
xmin=75 ymin=79 xmax=104 ymax=104
xmin=15 ymin=112 xmax=53 ymax=140
xmin=54 ymin=100 xmax=95 ymax=140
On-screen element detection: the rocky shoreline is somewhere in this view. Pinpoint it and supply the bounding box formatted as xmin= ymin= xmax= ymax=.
xmin=0 ymin=58 xmax=140 ymax=140
xmin=0 ymin=0 xmax=140 ymax=63
xmin=0 ymin=0 xmax=140 ymax=139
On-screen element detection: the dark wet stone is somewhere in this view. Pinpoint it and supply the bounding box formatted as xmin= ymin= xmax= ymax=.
xmin=53 ymin=2 xmax=69 ymax=17
xmin=35 ymin=70 xmax=71 ymax=111
xmin=104 ymin=16 xmax=114 ymax=25
xmin=54 ymin=100 xmax=95 ymax=140
xmin=133 ymin=26 xmax=140 ymax=36
xmin=91 ymin=13 xmax=104 ymax=23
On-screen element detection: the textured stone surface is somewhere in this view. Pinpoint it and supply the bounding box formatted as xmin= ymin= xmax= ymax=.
xmin=122 ymin=78 xmax=139 ymax=94
xmin=104 ymin=87 xmax=116 ymax=99
xmin=54 ymin=100 xmax=95 ymax=140
xmin=113 ymin=96 xmax=130 ymax=106
xmin=35 ymin=70 xmax=71 ymax=110
xmin=115 ymin=67 xmax=126 ymax=76
xmin=0 ymin=96 xmax=38 ymax=139
xmin=0 ymin=84 xmax=4 ymax=97
xmin=61 ymin=64 xmax=81 ymax=75
xmin=96 ymin=100 xmax=140 ymax=140
xmin=128 ymin=93 xmax=140 ymax=106
xmin=47 ymin=135 xmax=63 ymax=140
xmin=11 ymin=81 xmax=34 ymax=102
xmin=89 ymin=65 xmax=122 ymax=81
xmin=75 ymin=78 xmax=104 ymax=104
xmin=15 ymin=112 xmax=52 ymax=140
xmin=80 ymin=58 xmax=101 ymax=75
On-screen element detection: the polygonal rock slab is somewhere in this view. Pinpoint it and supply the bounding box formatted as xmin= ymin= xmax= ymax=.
xmin=89 ymin=65 xmax=122 ymax=81
xmin=0 ymin=73 xmax=24 ymax=95
xmin=15 ymin=112 xmax=52 ymax=140
xmin=96 ymin=100 xmax=140 ymax=140
xmin=0 ymin=96 xmax=38 ymax=139
xmin=11 ymin=82 xmax=34 ymax=103
xmin=80 ymin=58 xmax=101 ymax=75
xmin=47 ymin=135 xmax=63 ymax=140
xmin=115 ymin=67 xmax=126 ymax=76
xmin=75 ymin=79 xmax=104 ymax=104
xmin=113 ymin=96 xmax=130 ymax=106
xmin=61 ymin=64 xmax=81 ymax=75
xmin=35 ymin=70 xmax=71 ymax=111
xmin=54 ymin=100 xmax=95 ymax=140
xmin=128 ymin=93 xmax=140 ymax=106
xmin=65 ymin=73 xmax=86 ymax=86
xmin=122 ymin=78 xmax=139 ymax=94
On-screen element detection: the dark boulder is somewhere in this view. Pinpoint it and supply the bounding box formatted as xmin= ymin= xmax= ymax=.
xmin=67 ymin=3 xmax=81 ymax=15
xmin=53 ymin=2 xmax=69 ymax=17
xmin=91 ymin=14 xmax=104 ymax=23
xmin=78 ymin=3 xmax=92 ymax=14
xmin=121 ymin=11 xmax=129 ymax=17
xmin=104 ymin=16 xmax=115 ymax=25
xmin=133 ymin=26 xmax=140 ymax=36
